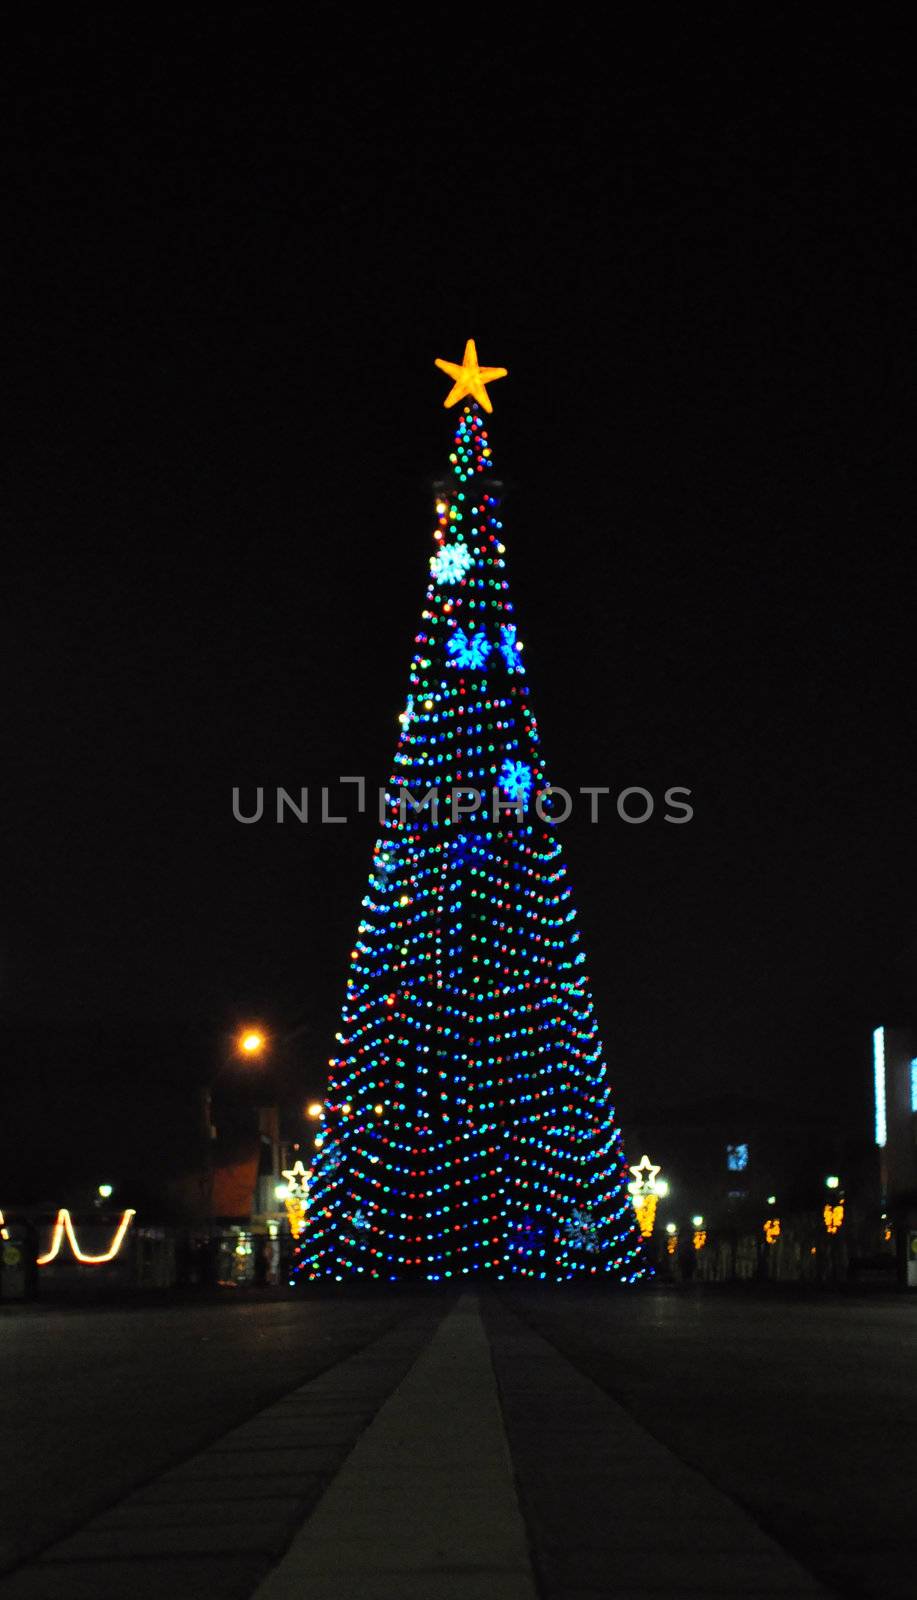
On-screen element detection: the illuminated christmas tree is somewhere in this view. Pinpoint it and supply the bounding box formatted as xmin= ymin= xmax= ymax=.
xmin=301 ymin=342 xmax=645 ymax=1283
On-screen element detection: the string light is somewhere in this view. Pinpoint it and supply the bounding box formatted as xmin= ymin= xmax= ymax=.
xmin=298 ymin=394 xmax=645 ymax=1284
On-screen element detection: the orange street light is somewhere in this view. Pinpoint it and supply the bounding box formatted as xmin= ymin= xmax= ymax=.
xmin=237 ymin=1027 xmax=267 ymax=1058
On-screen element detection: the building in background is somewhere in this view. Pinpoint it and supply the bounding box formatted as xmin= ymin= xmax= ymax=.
xmin=628 ymin=1092 xmax=846 ymax=1231
xmin=627 ymin=1079 xmax=904 ymax=1287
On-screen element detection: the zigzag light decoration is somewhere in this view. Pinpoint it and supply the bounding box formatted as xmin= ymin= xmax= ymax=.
xmin=37 ymin=1208 xmax=136 ymax=1266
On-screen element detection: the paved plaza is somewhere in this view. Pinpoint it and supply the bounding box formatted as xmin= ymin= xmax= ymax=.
xmin=1 ymin=1288 xmax=914 ymax=1598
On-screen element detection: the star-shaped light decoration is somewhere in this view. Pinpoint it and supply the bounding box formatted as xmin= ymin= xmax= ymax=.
xmin=435 ymin=338 xmax=507 ymax=413
xmin=282 ymin=1159 xmax=311 ymax=1196
xmin=627 ymin=1153 xmax=662 ymax=1240
xmin=281 ymin=1159 xmax=311 ymax=1241
xmin=627 ymin=1153 xmax=661 ymax=1198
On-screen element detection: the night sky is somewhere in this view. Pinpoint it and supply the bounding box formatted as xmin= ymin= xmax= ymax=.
xmin=6 ymin=14 xmax=916 ymax=1170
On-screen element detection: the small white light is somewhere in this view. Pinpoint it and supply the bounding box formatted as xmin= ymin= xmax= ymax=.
xmin=766 ymin=1195 xmax=777 ymax=1205
xmin=655 ymin=1179 xmax=669 ymax=1197
xmin=692 ymin=1215 xmax=704 ymax=1228
xmin=97 ymin=1184 xmax=113 ymax=1199
xmin=274 ymin=1183 xmax=289 ymax=1200
xmin=825 ymin=1175 xmax=840 ymax=1190
xmin=665 ymin=1223 xmax=677 ymax=1235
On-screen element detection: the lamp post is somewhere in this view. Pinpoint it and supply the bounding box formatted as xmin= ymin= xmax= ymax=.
xmin=201 ymin=1020 xmax=315 ymax=1230
xmin=200 ymin=1025 xmax=271 ymax=1232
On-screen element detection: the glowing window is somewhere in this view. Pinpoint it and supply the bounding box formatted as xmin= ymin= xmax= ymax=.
xmin=726 ymin=1143 xmax=749 ymax=1171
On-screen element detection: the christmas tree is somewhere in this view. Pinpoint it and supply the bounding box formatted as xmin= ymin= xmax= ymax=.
xmin=300 ymin=342 xmax=645 ymax=1283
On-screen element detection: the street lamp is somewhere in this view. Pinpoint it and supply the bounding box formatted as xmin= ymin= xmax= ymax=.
xmin=200 ymin=1019 xmax=314 ymax=1256
xmin=237 ymin=1027 xmax=267 ymax=1058
xmin=201 ymin=1026 xmax=272 ymax=1230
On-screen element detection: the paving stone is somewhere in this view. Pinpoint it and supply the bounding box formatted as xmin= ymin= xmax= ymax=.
xmin=0 ymin=1556 xmax=267 ymax=1600
xmin=288 ymin=1574 xmax=538 ymax=1600
xmin=550 ymin=1591 xmax=824 ymax=1599
xmin=94 ymin=1496 xmax=304 ymax=1528
xmin=537 ymin=1547 xmax=822 ymax=1591
xmin=42 ymin=1518 xmax=295 ymax=1561
xmin=537 ymin=1513 xmax=779 ymax=1553
xmin=268 ymin=1401 xmax=376 ymax=1418
xmin=516 ymin=1472 xmax=770 ymax=1531
xmin=164 ymin=1446 xmax=340 ymax=1477
xmin=130 ymin=1474 xmax=325 ymax=1504
xmin=213 ymin=1416 xmax=360 ymax=1447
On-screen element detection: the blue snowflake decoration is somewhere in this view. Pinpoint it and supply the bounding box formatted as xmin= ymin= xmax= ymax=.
xmin=499 ymin=623 xmax=523 ymax=673
xmin=561 ymin=1208 xmax=600 ymax=1252
xmin=500 ymin=757 xmax=533 ymax=807
xmin=431 ymin=542 xmax=473 ymax=585
xmin=447 ymin=627 xmax=491 ymax=670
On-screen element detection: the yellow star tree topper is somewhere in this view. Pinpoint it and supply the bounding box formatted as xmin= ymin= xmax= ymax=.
xmin=435 ymin=339 xmax=507 ymax=413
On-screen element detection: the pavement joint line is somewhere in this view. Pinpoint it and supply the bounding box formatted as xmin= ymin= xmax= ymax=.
xmin=250 ymin=1292 xmax=540 ymax=1600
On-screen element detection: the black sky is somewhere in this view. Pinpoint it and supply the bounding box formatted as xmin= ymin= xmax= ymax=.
xmin=6 ymin=13 xmax=917 ymax=1141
